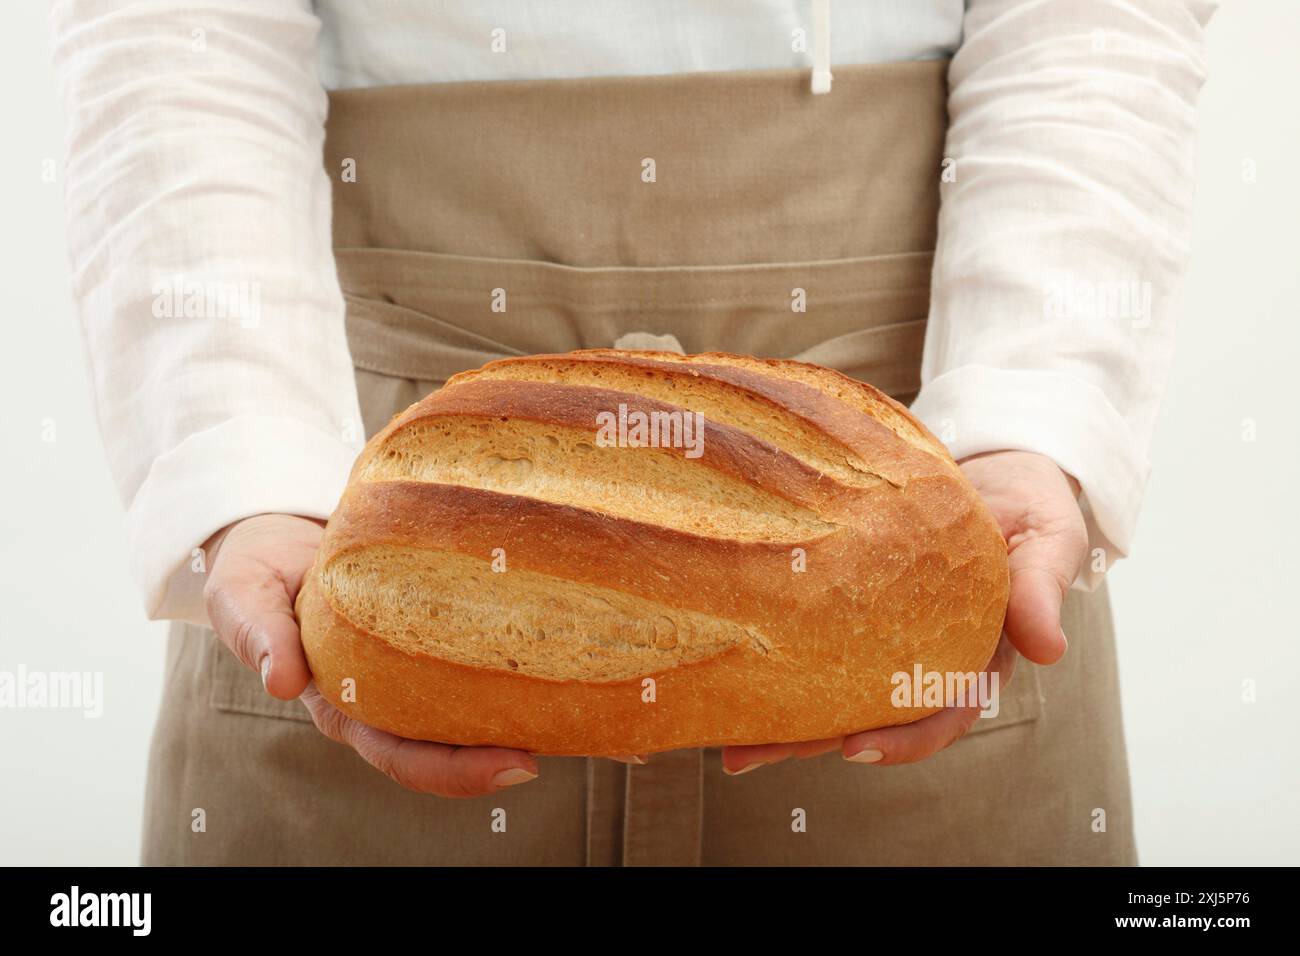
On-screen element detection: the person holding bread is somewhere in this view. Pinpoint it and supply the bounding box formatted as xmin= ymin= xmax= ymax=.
xmin=50 ymin=0 xmax=1211 ymax=866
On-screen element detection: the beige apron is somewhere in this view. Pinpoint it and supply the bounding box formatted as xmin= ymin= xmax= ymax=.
xmin=141 ymin=61 xmax=1137 ymax=866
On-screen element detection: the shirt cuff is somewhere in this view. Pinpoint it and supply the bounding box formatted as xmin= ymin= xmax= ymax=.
xmin=909 ymin=365 xmax=1150 ymax=590
xmin=126 ymin=415 xmax=361 ymax=624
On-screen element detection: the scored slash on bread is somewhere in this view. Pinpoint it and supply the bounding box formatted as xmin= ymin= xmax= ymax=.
xmin=296 ymin=349 xmax=1009 ymax=755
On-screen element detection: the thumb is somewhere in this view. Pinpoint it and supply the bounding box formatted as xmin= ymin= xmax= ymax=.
xmin=203 ymin=560 xmax=313 ymax=701
xmin=1004 ymin=532 xmax=1081 ymax=666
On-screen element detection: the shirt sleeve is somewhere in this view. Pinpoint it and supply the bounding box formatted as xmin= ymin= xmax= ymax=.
xmin=910 ymin=0 xmax=1214 ymax=589
xmin=49 ymin=0 xmax=364 ymax=624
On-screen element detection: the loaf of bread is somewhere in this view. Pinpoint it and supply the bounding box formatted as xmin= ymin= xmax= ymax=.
xmin=296 ymin=350 xmax=1009 ymax=755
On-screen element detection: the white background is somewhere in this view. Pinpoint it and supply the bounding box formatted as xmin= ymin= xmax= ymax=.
xmin=1 ymin=0 xmax=1296 ymax=865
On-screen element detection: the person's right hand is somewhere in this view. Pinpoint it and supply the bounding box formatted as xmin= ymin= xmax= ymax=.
xmin=200 ymin=513 xmax=541 ymax=798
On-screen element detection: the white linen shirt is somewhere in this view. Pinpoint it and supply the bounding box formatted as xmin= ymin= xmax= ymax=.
xmin=48 ymin=0 xmax=1213 ymax=623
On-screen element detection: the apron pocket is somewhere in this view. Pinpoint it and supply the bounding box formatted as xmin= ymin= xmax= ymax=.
xmin=205 ymin=611 xmax=1037 ymax=736
xmin=964 ymin=663 xmax=1043 ymax=737
xmin=205 ymin=625 xmax=313 ymax=724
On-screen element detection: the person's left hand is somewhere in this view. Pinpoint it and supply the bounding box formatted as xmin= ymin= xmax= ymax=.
xmin=719 ymin=449 xmax=1088 ymax=774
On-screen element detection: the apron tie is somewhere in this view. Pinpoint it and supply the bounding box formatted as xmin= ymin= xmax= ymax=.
xmin=811 ymin=0 xmax=833 ymax=94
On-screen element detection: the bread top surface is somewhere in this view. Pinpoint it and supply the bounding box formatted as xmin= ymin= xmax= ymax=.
xmin=305 ymin=349 xmax=1007 ymax=697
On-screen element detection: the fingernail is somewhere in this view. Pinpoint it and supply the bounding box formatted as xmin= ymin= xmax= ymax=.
xmin=259 ymin=656 xmax=271 ymax=691
xmin=626 ymin=755 xmax=648 ymax=765
xmin=1061 ymin=629 xmax=1069 ymax=652
xmin=724 ymin=761 xmax=764 ymax=776
xmin=491 ymin=768 xmax=538 ymax=789
xmin=845 ymin=748 xmax=884 ymax=764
